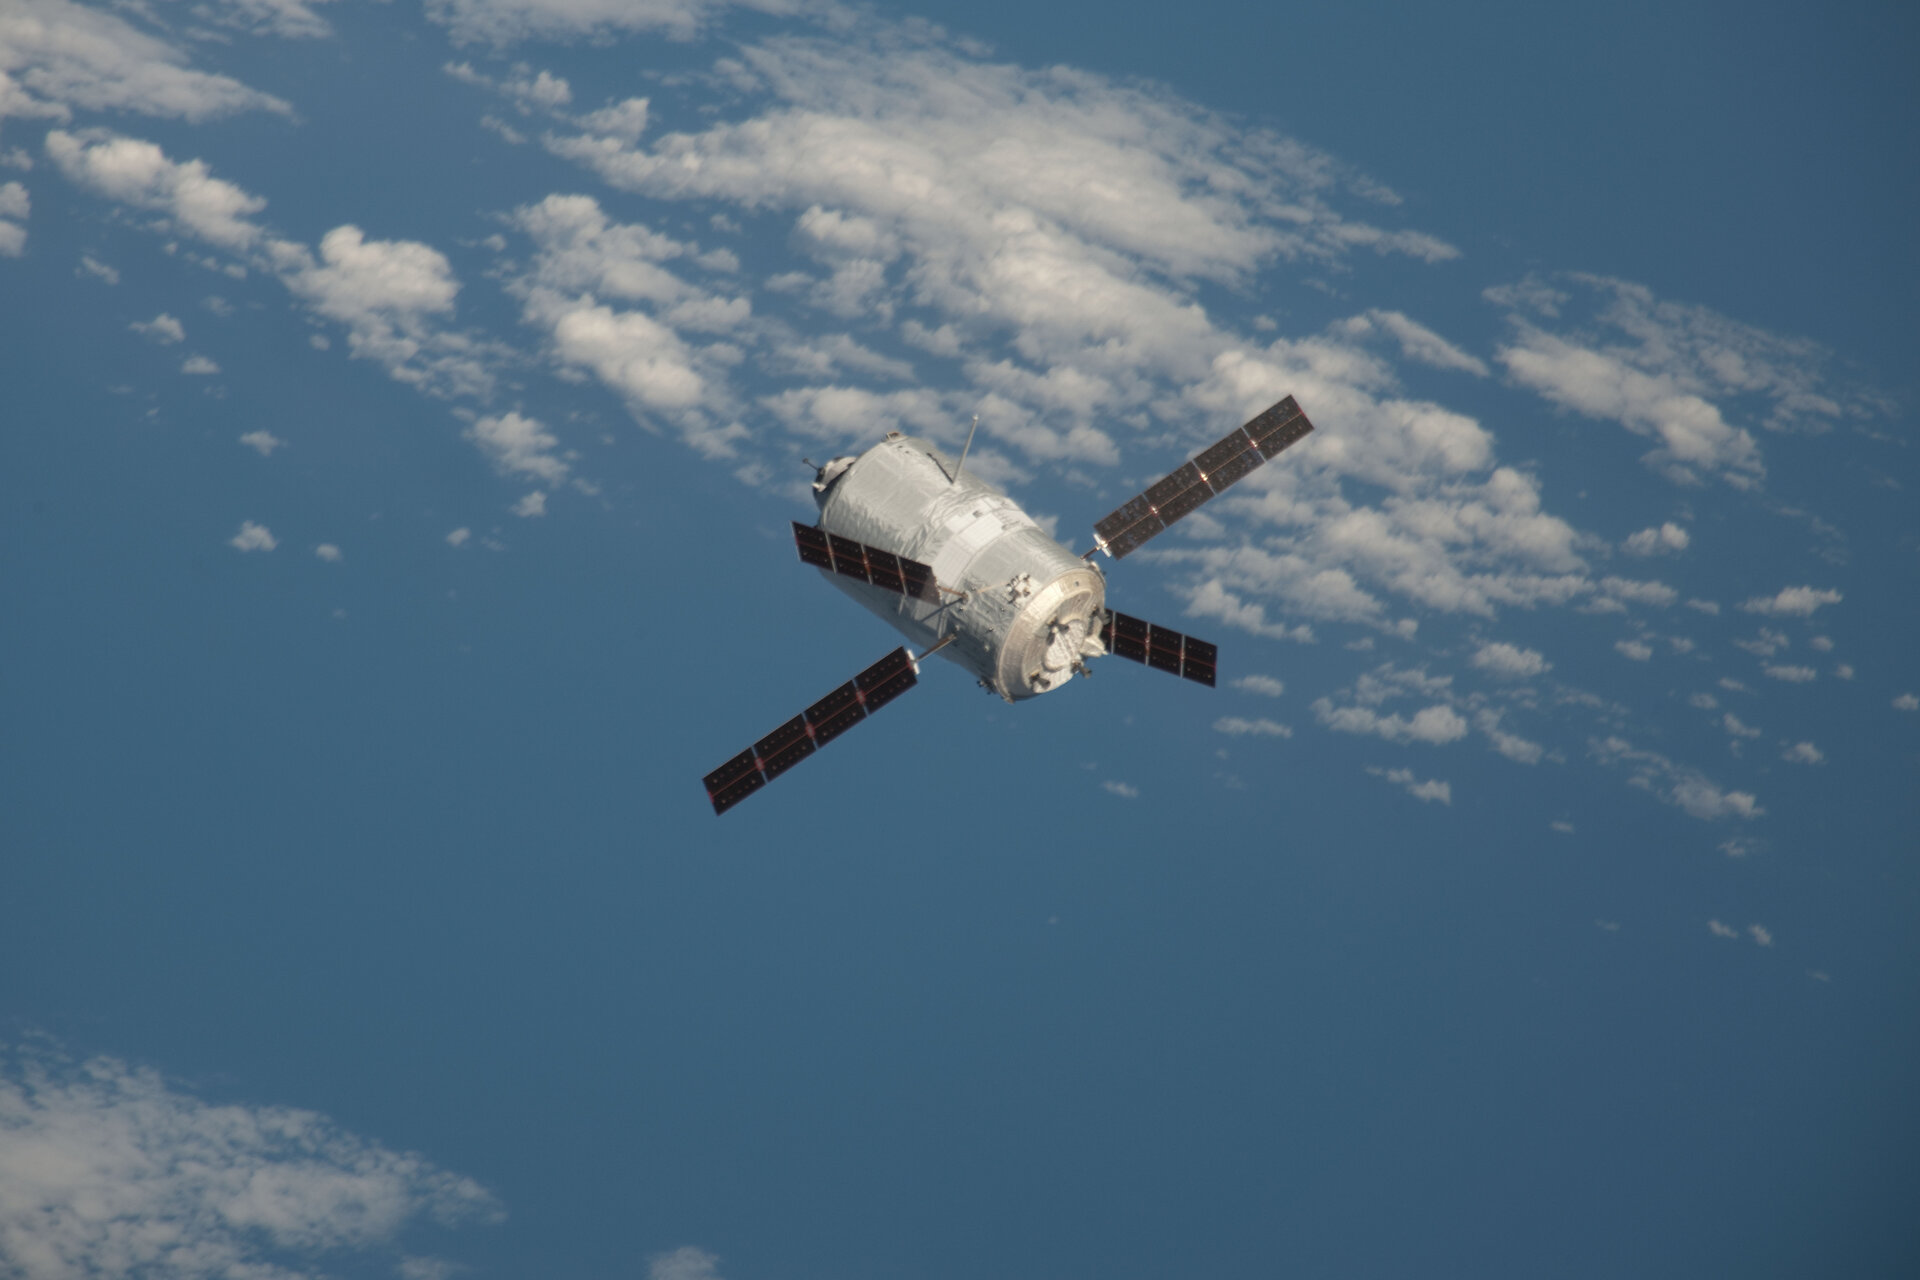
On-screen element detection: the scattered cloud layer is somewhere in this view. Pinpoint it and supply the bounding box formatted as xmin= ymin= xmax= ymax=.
xmin=1741 ymin=586 xmax=1842 ymax=617
xmin=1489 ymin=273 xmax=1888 ymax=487
xmin=1367 ymin=765 xmax=1451 ymax=804
xmin=1471 ymin=641 xmax=1549 ymax=679
xmin=0 ymin=0 xmax=292 ymax=132
xmin=1213 ymin=716 xmax=1292 ymax=738
xmin=229 ymin=520 xmax=276 ymax=551
xmin=1623 ymin=522 xmax=1688 ymax=556
xmin=1591 ymin=736 xmax=1761 ymax=820
xmin=650 ymin=1245 xmax=728 ymax=1280
xmin=0 ymin=1038 xmax=501 ymax=1280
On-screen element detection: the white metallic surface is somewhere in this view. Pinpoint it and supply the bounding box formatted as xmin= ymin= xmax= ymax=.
xmin=814 ymin=434 xmax=1107 ymax=701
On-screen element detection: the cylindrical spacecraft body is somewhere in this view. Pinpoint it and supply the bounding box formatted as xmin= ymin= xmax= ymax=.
xmin=814 ymin=433 xmax=1105 ymax=701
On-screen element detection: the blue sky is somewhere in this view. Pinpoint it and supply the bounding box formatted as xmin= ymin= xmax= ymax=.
xmin=2 ymin=2 xmax=1916 ymax=1277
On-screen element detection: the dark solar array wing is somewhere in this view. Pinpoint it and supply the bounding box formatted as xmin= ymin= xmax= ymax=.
xmin=1098 ymin=610 xmax=1218 ymax=687
xmin=1091 ymin=395 xmax=1315 ymax=559
xmin=793 ymin=522 xmax=940 ymax=601
xmin=702 ymin=646 xmax=922 ymax=815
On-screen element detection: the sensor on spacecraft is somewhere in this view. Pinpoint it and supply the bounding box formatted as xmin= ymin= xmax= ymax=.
xmin=701 ymin=395 xmax=1316 ymax=814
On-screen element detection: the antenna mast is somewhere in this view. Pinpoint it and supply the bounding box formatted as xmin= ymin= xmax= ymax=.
xmin=952 ymin=415 xmax=979 ymax=485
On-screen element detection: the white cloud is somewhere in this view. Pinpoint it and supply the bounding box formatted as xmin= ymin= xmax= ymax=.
xmin=1808 ymin=635 xmax=1834 ymax=652
xmin=1229 ymin=674 xmax=1285 ymax=697
xmin=1721 ymin=713 xmax=1760 ymax=739
xmin=1719 ymin=838 xmax=1753 ymax=859
xmin=577 ymin=96 xmax=652 ymax=142
xmin=0 ymin=1038 xmax=499 ymax=1280
xmin=1688 ymin=692 xmax=1718 ymax=710
xmin=0 ymin=179 xmax=26 ymax=219
xmin=1550 ymin=820 xmax=1574 ymax=834
xmin=1833 ymin=664 xmax=1853 ymax=680
xmin=1101 ymin=779 xmax=1138 ymax=798
xmin=1781 ymin=741 xmax=1823 ymax=765
xmin=77 ymin=253 xmax=117 ymax=283
xmin=1748 ymin=923 xmax=1773 ymax=947
xmin=181 ymin=354 xmax=220 ymax=374
xmin=1491 ymin=273 xmax=1883 ymax=484
xmin=1734 ymin=627 xmax=1789 ymax=658
xmin=0 ymin=219 xmax=24 ymax=256
xmin=193 ymin=0 xmax=340 ymax=40
xmin=1590 ymin=735 xmax=1761 ymax=820
xmin=1684 ymin=598 xmax=1720 ymax=615
xmin=288 ymin=225 xmax=498 ymax=398
xmin=1313 ymin=699 xmax=1468 ymax=745
xmin=47 ymin=130 xmax=269 ymax=252
xmin=1741 ymin=586 xmax=1842 ymax=616
xmin=130 ymin=312 xmax=185 ymax=343
xmin=1341 ymin=309 xmax=1489 ymax=376
xmin=1892 ymin=693 xmax=1918 ymax=712
xmin=511 ymin=490 xmax=547 ymax=517
xmin=467 ymin=410 xmax=568 ymax=483
xmin=525 ymin=25 xmax=1479 ymax=489
xmin=651 ymin=1245 xmax=728 ymax=1280
xmin=315 ymin=543 xmax=342 ymax=562
xmin=1614 ymin=639 xmax=1652 ymax=661
xmin=239 ymin=429 xmax=285 ymax=455
xmin=1762 ymin=665 xmax=1816 ymax=683
xmin=228 ymin=521 xmax=276 ymax=551
xmin=504 ymin=66 xmax=571 ymax=110
xmin=1623 ymin=522 xmax=1689 ymax=556
xmin=1495 ymin=323 xmax=1763 ymax=487
xmin=1213 ymin=716 xmax=1292 ymax=737
xmin=1708 ymin=919 xmax=1738 ymax=939
xmin=426 ymin=0 xmax=773 ymax=46
xmin=51 ymin=130 xmax=500 ymax=399
xmin=1471 ymin=641 xmax=1549 ymax=679
xmin=446 ymin=527 xmax=472 ymax=547
xmin=1368 ymin=765 xmax=1451 ymax=804
xmin=1475 ymin=708 xmax=1543 ymax=764
xmin=0 ymin=0 xmax=291 ymax=129
xmin=1600 ymin=576 xmax=1677 ymax=607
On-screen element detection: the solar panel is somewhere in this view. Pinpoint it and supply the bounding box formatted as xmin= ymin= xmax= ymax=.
xmin=794 ymin=523 xmax=942 ymax=604
xmin=703 ymin=747 xmax=759 ymax=795
xmin=828 ymin=533 xmax=869 ymax=582
xmin=1105 ymin=610 xmax=1149 ymax=662
xmin=707 ymin=768 xmax=766 ymax=815
xmin=1252 ymin=410 xmax=1313 ymax=460
xmin=1180 ymin=636 xmax=1217 ymax=687
xmin=1147 ymin=624 xmax=1186 ymax=675
xmin=1090 ymin=396 xmax=1316 ymax=559
xmin=857 ymin=647 xmax=913 ymax=686
xmin=899 ymin=559 xmax=937 ymax=603
xmin=808 ymin=698 xmax=866 ymax=746
xmin=792 ymin=522 xmax=834 ymax=570
xmin=702 ymin=647 xmax=925 ymax=815
xmin=1099 ymin=609 xmax=1218 ymax=688
xmin=754 ymin=715 xmax=815 ymax=780
xmin=866 ymin=547 xmax=907 ymax=594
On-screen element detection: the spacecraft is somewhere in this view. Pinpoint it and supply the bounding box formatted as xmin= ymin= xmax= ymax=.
xmin=702 ymin=395 xmax=1316 ymax=813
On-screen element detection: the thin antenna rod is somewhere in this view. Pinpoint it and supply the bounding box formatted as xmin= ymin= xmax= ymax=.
xmin=801 ymin=457 xmax=818 ymax=472
xmin=912 ymin=633 xmax=958 ymax=668
xmin=952 ymin=415 xmax=979 ymax=486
